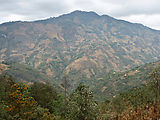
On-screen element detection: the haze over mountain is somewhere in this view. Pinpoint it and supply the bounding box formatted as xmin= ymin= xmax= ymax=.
xmin=0 ymin=10 xmax=160 ymax=87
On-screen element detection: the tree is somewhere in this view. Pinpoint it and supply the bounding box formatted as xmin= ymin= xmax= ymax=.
xmin=150 ymin=66 xmax=160 ymax=101
xmin=7 ymin=83 xmax=37 ymax=119
xmin=61 ymin=75 xmax=71 ymax=102
xmin=6 ymin=82 xmax=53 ymax=120
xmin=30 ymin=82 xmax=58 ymax=113
xmin=65 ymin=84 xmax=99 ymax=120
xmin=0 ymin=75 xmax=15 ymax=119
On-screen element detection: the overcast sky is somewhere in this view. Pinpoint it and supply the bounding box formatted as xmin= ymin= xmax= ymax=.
xmin=0 ymin=0 xmax=160 ymax=30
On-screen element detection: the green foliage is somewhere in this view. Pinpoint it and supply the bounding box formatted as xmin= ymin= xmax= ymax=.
xmin=0 ymin=101 xmax=8 ymax=119
xmin=0 ymin=75 xmax=15 ymax=119
xmin=6 ymin=83 xmax=38 ymax=119
xmin=2 ymin=62 xmax=53 ymax=84
xmin=32 ymin=106 xmax=53 ymax=120
xmin=100 ymin=66 xmax=160 ymax=119
xmin=0 ymin=75 xmax=54 ymax=120
xmin=50 ymin=94 xmax=65 ymax=116
xmin=150 ymin=66 xmax=160 ymax=100
xmin=94 ymin=60 xmax=160 ymax=101
xmin=111 ymin=86 xmax=155 ymax=114
xmin=64 ymin=84 xmax=99 ymax=120
xmin=30 ymin=82 xmax=58 ymax=113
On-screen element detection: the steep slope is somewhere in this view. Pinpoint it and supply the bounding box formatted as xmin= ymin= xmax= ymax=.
xmin=0 ymin=61 xmax=53 ymax=85
xmin=0 ymin=10 xmax=160 ymax=86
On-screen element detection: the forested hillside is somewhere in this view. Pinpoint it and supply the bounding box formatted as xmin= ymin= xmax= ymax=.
xmin=0 ymin=60 xmax=160 ymax=101
xmin=93 ymin=60 xmax=160 ymax=100
xmin=0 ymin=65 xmax=160 ymax=119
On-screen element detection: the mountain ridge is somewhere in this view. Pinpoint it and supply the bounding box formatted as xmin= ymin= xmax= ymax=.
xmin=1 ymin=10 xmax=159 ymax=32
xmin=0 ymin=10 xmax=160 ymax=88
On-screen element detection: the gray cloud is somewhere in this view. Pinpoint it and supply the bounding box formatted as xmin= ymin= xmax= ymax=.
xmin=110 ymin=0 xmax=160 ymax=16
xmin=0 ymin=0 xmax=70 ymax=17
xmin=0 ymin=0 xmax=160 ymax=30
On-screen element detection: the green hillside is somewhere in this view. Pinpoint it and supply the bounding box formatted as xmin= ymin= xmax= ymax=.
xmin=93 ymin=60 xmax=160 ymax=100
xmin=0 ymin=61 xmax=54 ymax=85
xmin=1 ymin=60 xmax=160 ymax=102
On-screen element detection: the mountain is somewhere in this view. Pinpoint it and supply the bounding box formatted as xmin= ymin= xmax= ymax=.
xmin=0 ymin=10 xmax=160 ymax=87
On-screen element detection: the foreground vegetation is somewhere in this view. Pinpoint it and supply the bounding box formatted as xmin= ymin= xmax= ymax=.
xmin=100 ymin=66 xmax=160 ymax=119
xmin=0 ymin=66 xmax=160 ymax=119
xmin=0 ymin=75 xmax=99 ymax=120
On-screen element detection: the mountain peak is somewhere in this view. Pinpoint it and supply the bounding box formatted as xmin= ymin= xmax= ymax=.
xmin=70 ymin=10 xmax=99 ymax=16
xmin=56 ymin=10 xmax=100 ymax=20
